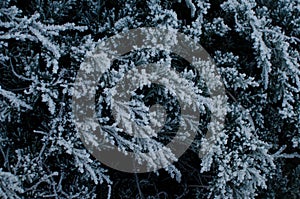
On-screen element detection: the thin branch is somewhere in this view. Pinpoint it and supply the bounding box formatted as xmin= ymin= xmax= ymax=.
xmin=272 ymin=145 xmax=300 ymax=159
xmin=135 ymin=173 xmax=145 ymax=199
xmin=9 ymin=58 xmax=33 ymax=81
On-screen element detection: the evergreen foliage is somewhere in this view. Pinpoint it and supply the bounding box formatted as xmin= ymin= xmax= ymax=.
xmin=0 ymin=0 xmax=299 ymax=198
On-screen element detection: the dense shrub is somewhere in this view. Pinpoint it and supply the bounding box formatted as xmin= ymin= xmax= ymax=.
xmin=0 ymin=0 xmax=299 ymax=198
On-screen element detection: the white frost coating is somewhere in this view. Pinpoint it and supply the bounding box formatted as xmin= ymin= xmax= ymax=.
xmin=184 ymin=0 xmax=196 ymax=17
xmin=0 ymin=86 xmax=32 ymax=110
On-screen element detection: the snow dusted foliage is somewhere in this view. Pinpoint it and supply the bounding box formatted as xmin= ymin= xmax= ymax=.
xmin=0 ymin=2 xmax=111 ymax=198
xmin=0 ymin=0 xmax=299 ymax=198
